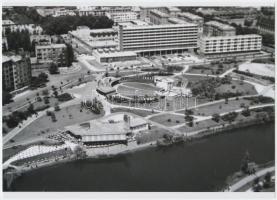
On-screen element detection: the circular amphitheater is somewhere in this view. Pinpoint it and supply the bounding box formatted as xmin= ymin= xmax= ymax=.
xmin=116 ymin=82 xmax=161 ymax=97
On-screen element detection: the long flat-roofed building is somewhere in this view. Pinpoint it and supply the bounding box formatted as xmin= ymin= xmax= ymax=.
xmin=119 ymin=23 xmax=199 ymax=56
xmin=204 ymin=21 xmax=236 ymax=37
xmin=200 ymin=34 xmax=262 ymax=58
xmin=93 ymin=49 xmax=137 ymax=63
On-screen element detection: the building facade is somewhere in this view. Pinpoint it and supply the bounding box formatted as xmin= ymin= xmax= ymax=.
xmin=106 ymin=12 xmax=138 ymax=23
xmin=119 ymin=23 xmax=199 ymax=56
xmin=2 ymin=55 xmax=32 ymax=92
xmin=199 ymin=34 xmax=262 ymax=58
xmin=35 ymin=44 xmax=67 ymax=66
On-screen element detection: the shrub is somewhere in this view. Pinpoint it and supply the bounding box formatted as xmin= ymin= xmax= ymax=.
xmin=57 ymin=93 xmax=73 ymax=102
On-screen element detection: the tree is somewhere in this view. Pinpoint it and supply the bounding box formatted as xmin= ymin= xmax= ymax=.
xmin=263 ymin=172 xmax=272 ymax=188
xmin=38 ymin=72 xmax=48 ymax=82
xmin=225 ymin=97 xmax=229 ymax=104
xmin=42 ymin=89 xmax=49 ymax=96
xmin=54 ymin=103 xmax=61 ymax=111
xmin=242 ymin=107 xmax=251 ymax=117
xmin=65 ymin=43 xmax=74 ymax=67
xmin=49 ymin=63 xmax=59 ymax=74
xmin=3 ymin=90 xmax=13 ymax=105
xmin=212 ymin=113 xmax=220 ymax=123
xmin=244 ymin=19 xmax=253 ymax=27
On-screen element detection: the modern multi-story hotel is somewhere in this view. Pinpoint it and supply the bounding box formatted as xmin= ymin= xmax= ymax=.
xmin=118 ymin=23 xmax=199 ymax=56
xmin=2 ymin=54 xmax=32 ymax=92
xmin=199 ymin=34 xmax=262 ymax=58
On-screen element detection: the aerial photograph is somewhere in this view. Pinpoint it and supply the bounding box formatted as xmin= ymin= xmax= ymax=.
xmin=2 ymin=1 xmax=275 ymax=197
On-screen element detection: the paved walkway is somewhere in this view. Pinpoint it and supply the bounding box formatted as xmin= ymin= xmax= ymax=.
xmin=226 ymin=166 xmax=275 ymax=192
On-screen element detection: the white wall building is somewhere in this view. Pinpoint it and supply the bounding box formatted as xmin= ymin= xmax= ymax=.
xmin=35 ymin=44 xmax=67 ymax=65
xmin=119 ymin=23 xmax=199 ymax=56
xmin=106 ymin=12 xmax=138 ymax=23
xmin=200 ymin=34 xmax=262 ymax=58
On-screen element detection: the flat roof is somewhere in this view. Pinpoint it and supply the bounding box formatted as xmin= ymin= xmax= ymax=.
xmin=201 ymin=34 xmax=262 ymax=40
xmin=2 ymin=55 xmax=22 ymax=63
xmin=90 ymin=28 xmax=117 ymax=33
xmin=150 ymin=9 xmax=170 ymax=18
xmin=65 ymin=120 xmax=129 ymax=136
xmin=168 ymin=17 xmax=188 ymax=24
xmin=120 ymin=23 xmax=197 ymax=30
xmin=178 ymin=12 xmax=203 ymax=20
xmin=205 ymin=21 xmax=235 ymax=30
xmin=36 ymin=44 xmax=66 ymax=49
xmin=95 ymin=50 xmax=137 ymax=58
xmin=166 ymin=7 xmax=181 ymax=12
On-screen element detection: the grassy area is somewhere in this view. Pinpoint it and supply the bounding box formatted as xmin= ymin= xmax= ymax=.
xmin=215 ymin=80 xmax=257 ymax=95
xmin=135 ymin=126 xmax=172 ymax=144
xmin=111 ymin=107 xmax=157 ymax=117
xmin=177 ymin=119 xmax=220 ymax=133
xmin=187 ymin=63 xmax=233 ymax=75
xmin=149 ymin=114 xmax=186 ymax=127
xmin=177 ymin=74 xmax=210 ymax=87
xmin=10 ymin=104 xmax=104 ymax=143
xmin=188 ymin=98 xmax=253 ymax=116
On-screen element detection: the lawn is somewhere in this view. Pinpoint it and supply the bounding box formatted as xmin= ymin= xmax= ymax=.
xmin=177 ymin=119 xmax=221 ymax=133
xmin=111 ymin=107 xmax=158 ymax=117
xmin=215 ymin=80 xmax=257 ymax=95
xmin=188 ymin=99 xmax=253 ymax=116
xmin=187 ymin=63 xmax=234 ymax=75
xmin=122 ymin=82 xmax=160 ymax=91
xmin=149 ymin=114 xmax=187 ymax=127
xmin=10 ymin=104 xmax=104 ymax=144
xmin=135 ymin=126 xmax=172 ymax=144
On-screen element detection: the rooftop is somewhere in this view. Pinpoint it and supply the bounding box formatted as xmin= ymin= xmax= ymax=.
xmin=168 ymin=17 xmax=188 ymax=24
xmin=36 ymin=44 xmax=66 ymax=49
xmin=150 ymin=9 xmax=170 ymax=18
xmin=178 ymin=12 xmax=203 ymax=20
xmin=166 ymin=7 xmax=181 ymax=12
xmin=2 ymin=55 xmax=22 ymax=63
xmin=65 ymin=120 xmax=129 ymax=136
xmin=120 ymin=22 xmax=197 ymax=30
xmin=205 ymin=21 xmax=235 ymax=30
xmin=95 ymin=50 xmax=137 ymax=58
xmin=201 ymin=34 xmax=262 ymax=40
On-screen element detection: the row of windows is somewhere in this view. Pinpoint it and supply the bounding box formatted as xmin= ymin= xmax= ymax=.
xmin=123 ymin=37 xmax=198 ymax=42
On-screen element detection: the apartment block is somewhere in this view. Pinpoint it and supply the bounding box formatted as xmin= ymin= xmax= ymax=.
xmin=199 ymin=34 xmax=262 ymax=58
xmin=35 ymin=44 xmax=67 ymax=66
xmin=178 ymin=12 xmax=204 ymax=33
xmin=204 ymin=21 xmax=236 ymax=37
xmin=2 ymin=55 xmax=32 ymax=92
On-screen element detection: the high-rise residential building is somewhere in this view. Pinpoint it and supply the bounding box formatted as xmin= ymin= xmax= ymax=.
xmin=199 ymin=34 xmax=262 ymax=58
xmin=2 ymin=54 xmax=32 ymax=92
xmin=35 ymin=44 xmax=67 ymax=66
xmin=119 ymin=23 xmax=199 ymax=56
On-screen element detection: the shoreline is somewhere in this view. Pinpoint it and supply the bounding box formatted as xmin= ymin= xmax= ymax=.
xmin=3 ymin=118 xmax=274 ymax=191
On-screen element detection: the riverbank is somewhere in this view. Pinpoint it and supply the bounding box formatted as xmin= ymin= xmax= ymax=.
xmin=8 ymin=122 xmax=274 ymax=191
xmin=4 ymin=115 xmax=274 ymax=191
xmin=224 ymin=161 xmax=275 ymax=192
